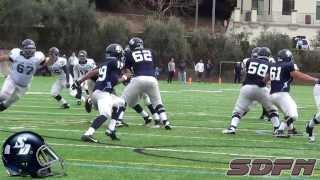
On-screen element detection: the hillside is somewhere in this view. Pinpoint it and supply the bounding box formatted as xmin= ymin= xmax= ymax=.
xmin=96 ymin=11 xmax=227 ymax=34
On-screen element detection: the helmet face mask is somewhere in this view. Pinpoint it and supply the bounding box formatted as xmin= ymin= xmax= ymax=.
xmin=2 ymin=131 xmax=65 ymax=178
xmin=78 ymin=50 xmax=87 ymax=64
xmin=48 ymin=47 xmax=60 ymax=62
xmin=21 ymin=39 xmax=36 ymax=59
xmin=277 ymin=49 xmax=293 ymax=62
xmin=128 ymin=37 xmax=144 ymax=51
xmin=105 ymin=44 xmax=124 ymax=61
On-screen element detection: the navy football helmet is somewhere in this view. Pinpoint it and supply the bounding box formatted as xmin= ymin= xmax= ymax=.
xmin=2 ymin=131 xmax=65 ymax=177
xmin=128 ymin=37 xmax=143 ymax=50
xmin=277 ymin=49 xmax=294 ymax=62
xmin=257 ymin=47 xmax=271 ymax=59
xmin=105 ymin=43 xmax=124 ymax=60
xmin=21 ymin=39 xmax=36 ymax=59
xmin=48 ymin=47 xmax=60 ymax=61
xmin=251 ymin=47 xmax=261 ymax=58
xmin=78 ymin=50 xmax=88 ymax=64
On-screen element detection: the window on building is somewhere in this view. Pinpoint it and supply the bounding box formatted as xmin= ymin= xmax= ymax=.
xmin=252 ymin=0 xmax=264 ymax=15
xmin=282 ymin=0 xmax=295 ymax=15
xmin=317 ymin=1 xmax=320 ymax=20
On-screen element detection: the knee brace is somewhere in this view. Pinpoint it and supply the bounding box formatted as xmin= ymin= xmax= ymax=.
xmin=155 ymin=104 xmax=166 ymax=114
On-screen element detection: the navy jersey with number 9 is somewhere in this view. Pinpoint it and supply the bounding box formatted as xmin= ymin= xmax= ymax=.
xmin=94 ymin=57 xmax=123 ymax=93
xmin=124 ymin=48 xmax=156 ymax=76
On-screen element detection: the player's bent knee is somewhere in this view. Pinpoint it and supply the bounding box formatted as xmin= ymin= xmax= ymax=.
xmin=155 ymin=104 xmax=166 ymax=113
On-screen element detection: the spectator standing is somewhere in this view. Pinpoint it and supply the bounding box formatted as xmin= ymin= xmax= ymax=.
xmin=68 ymin=52 xmax=78 ymax=78
xmin=195 ymin=59 xmax=204 ymax=82
xmin=167 ymin=57 xmax=175 ymax=83
xmin=178 ymin=60 xmax=187 ymax=84
xmin=234 ymin=61 xmax=242 ymax=83
xmin=205 ymin=60 xmax=213 ymax=80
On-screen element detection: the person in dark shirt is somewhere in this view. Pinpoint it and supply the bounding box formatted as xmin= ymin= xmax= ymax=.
xmin=120 ymin=37 xmax=171 ymax=129
xmin=234 ymin=62 xmax=242 ymax=83
xmin=178 ymin=60 xmax=187 ymax=84
xmin=223 ymin=47 xmax=280 ymax=135
xmin=270 ymin=49 xmax=319 ymax=138
xmin=205 ymin=60 xmax=213 ymax=80
xmin=74 ymin=43 xmax=128 ymax=143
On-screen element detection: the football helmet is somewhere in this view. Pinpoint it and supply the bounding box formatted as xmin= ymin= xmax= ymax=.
xmin=2 ymin=131 xmax=65 ymax=177
xmin=257 ymin=47 xmax=271 ymax=59
xmin=78 ymin=50 xmax=87 ymax=64
xmin=277 ymin=49 xmax=294 ymax=62
xmin=128 ymin=37 xmax=143 ymax=50
xmin=251 ymin=47 xmax=261 ymax=58
xmin=48 ymin=47 xmax=60 ymax=61
xmin=21 ymin=39 xmax=36 ymax=59
xmin=105 ymin=43 xmax=124 ymax=60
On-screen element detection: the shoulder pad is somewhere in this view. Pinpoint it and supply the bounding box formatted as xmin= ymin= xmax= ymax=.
xmin=9 ymin=48 xmax=22 ymax=60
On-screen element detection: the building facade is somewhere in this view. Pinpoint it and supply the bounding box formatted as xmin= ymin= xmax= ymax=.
xmin=227 ymin=0 xmax=320 ymax=43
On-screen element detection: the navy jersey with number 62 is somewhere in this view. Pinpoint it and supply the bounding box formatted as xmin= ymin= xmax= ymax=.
xmin=243 ymin=58 xmax=270 ymax=87
xmin=124 ymin=48 xmax=156 ymax=76
xmin=270 ymin=61 xmax=297 ymax=94
xmin=94 ymin=57 xmax=123 ymax=93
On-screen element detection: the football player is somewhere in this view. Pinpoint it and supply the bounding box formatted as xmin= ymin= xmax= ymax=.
xmin=305 ymin=84 xmax=320 ymax=142
xmin=77 ymin=43 xmax=127 ymax=142
xmin=73 ymin=50 xmax=96 ymax=105
xmin=48 ymin=47 xmax=72 ymax=109
xmin=120 ymin=37 xmax=171 ymax=129
xmin=223 ymin=47 xmax=280 ymax=134
xmin=0 ymin=39 xmax=50 ymax=111
xmin=270 ymin=49 xmax=319 ymax=137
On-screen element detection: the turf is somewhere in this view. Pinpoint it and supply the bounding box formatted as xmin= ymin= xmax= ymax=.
xmin=0 ymin=76 xmax=319 ymax=179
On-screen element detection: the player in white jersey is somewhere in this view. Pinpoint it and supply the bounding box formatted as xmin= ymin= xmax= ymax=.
xmin=0 ymin=39 xmax=50 ymax=111
xmin=73 ymin=50 xmax=96 ymax=105
xmin=48 ymin=47 xmax=72 ymax=109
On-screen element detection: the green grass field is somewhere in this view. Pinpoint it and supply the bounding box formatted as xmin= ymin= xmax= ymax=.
xmin=0 ymin=76 xmax=319 ymax=179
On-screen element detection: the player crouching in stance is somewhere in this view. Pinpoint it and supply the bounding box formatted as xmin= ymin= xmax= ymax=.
xmin=270 ymin=49 xmax=319 ymax=138
xmin=0 ymin=39 xmax=51 ymax=111
xmin=77 ymin=44 xmax=128 ymax=142
xmin=120 ymin=37 xmax=171 ymax=129
xmin=223 ymin=47 xmax=280 ymax=135
xmin=48 ymin=47 xmax=71 ymax=109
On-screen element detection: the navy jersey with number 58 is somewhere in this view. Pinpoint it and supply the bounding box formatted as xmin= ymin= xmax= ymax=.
xmin=94 ymin=57 xmax=123 ymax=93
xmin=270 ymin=61 xmax=297 ymax=94
xmin=243 ymin=58 xmax=270 ymax=87
xmin=124 ymin=48 xmax=156 ymax=76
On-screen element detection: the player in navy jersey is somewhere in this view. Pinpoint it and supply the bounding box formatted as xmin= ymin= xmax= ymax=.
xmin=223 ymin=47 xmax=280 ymax=134
xmin=73 ymin=44 xmax=128 ymax=142
xmin=119 ymin=37 xmax=171 ymax=129
xmin=270 ymin=49 xmax=319 ymax=138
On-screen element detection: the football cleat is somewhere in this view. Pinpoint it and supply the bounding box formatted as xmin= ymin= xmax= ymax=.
xmin=152 ymin=120 xmax=161 ymax=128
xmin=81 ymin=134 xmax=99 ymax=143
xmin=143 ymin=116 xmax=152 ymax=126
xmin=62 ymin=103 xmax=70 ymax=109
xmin=163 ymin=120 xmax=171 ymax=130
xmin=274 ymin=129 xmax=290 ymax=138
xmin=116 ymin=120 xmax=129 ymax=128
xmin=85 ymin=98 xmax=92 ymax=113
xmin=288 ymin=127 xmax=300 ymax=136
xmin=222 ymin=127 xmax=236 ymax=134
xmin=106 ymin=129 xmax=120 ymax=141
xmin=77 ymin=100 xmax=81 ymax=105
xmin=305 ymin=123 xmax=315 ymax=142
